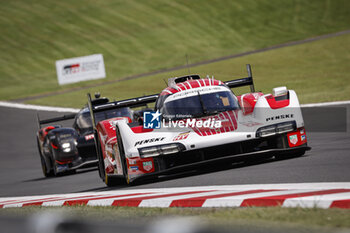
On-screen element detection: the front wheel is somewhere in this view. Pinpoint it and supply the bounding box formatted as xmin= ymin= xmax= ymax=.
xmin=52 ymin=159 xmax=60 ymax=176
xmin=40 ymin=154 xmax=54 ymax=177
xmin=51 ymin=145 xmax=64 ymax=177
xmin=116 ymin=127 xmax=130 ymax=185
xmin=96 ymin=134 xmax=106 ymax=181
xmin=37 ymin=137 xmax=54 ymax=177
xmin=96 ymin=132 xmax=124 ymax=187
xmin=104 ymin=172 xmax=124 ymax=187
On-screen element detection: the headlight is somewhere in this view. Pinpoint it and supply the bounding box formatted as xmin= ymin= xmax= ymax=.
xmin=61 ymin=142 xmax=71 ymax=153
xmin=257 ymin=126 xmax=276 ymax=137
xmin=256 ymin=121 xmax=296 ymax=137
xmin=140 ymin=147 xmax=160 ymax=158
xmin=139 ymin=143 xmax=183 ymax=158
xmin=276 ymin=122 xmax=295 ymax=134
xmin=160 ymin=144 xmax=180 ymax=155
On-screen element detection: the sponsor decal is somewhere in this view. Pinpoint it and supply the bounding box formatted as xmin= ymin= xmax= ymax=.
xmin=301 ymin=135 xmax=306 ymax=141
xmin=300 ymin=129 xmax=305 ymax=134
xmin=173 ymin=132 xmax=190 ymax=141
xmin=142 ymin=161 xmax=153 ymax=171
xmin=85 ymin=134 xmax=94 ymax=141
xmin=130 ymin=166 xmax=139 ymax=171
xmin=143 ymin=110 xmax=162 ymax=129
xmin=266 ymin=114 xmax=294 ymax=122
xmin=63 ymin=64 xmax=80 ymax=75
xmin=163 ymin=118 xmax=221 ymax=129
xmin=134 ymin=137 xmax=166 ymax=147
xmin=143 ymin=111 xmax=222 ymax=129
xmin=170 ymin=86 xmax=222 ymax=99
xmin=128 ymin=160 xmax=137 ymax=165
xmin=62 ymin=61 xmax=100 ymax=75
xmin=289 ymin=134 xmax=298 ymax=145
xmin=56 ymin=54 xmax=106 ymax=85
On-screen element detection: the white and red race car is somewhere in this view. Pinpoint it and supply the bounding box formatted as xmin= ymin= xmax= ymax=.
xmin=88 ymin=65 xmax=311 ymax=186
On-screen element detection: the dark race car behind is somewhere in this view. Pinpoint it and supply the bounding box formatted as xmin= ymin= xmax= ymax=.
xmin=36 ymin=95 xmax=133 ymax=177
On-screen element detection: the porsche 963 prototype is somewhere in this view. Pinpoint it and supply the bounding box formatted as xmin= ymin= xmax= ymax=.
xmin=88 ymin=65 xmax=311 ymax=186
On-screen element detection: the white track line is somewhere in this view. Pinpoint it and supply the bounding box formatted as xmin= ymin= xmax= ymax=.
xmin=0 ymin=101 xmax=79 ymax=113
xmin=301 ymin=100 xmax=350 ymax=107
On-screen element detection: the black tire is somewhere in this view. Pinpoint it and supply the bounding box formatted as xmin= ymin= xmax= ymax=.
xmin=96 ymin=132 xmax=123 ymax=187
xmin=40 ymin=153 xmax=54 ymax=177
xmin=116 ymin=127 xmax=130 ymax=185
xmin=37 ymin=137 xmax=54 ymax=177
xmin=96 ymin=134 xmax=106 ymax=181
xmin=104 ymin=173 xmax=123 ymax=187
xmin=53 ymin=159 xmax=59 ymax=176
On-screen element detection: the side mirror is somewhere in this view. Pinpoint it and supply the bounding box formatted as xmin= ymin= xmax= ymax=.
xmin=94 ymin=92 xmax=101 ymax=99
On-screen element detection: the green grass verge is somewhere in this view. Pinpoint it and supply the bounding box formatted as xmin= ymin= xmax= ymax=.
xmin=1 ymin=0 xmax=350 ymax=101
xmin=27 ymin=33 xmax=350 ymax=108
xmin=1 ymin=206 xmax=350 ymax=231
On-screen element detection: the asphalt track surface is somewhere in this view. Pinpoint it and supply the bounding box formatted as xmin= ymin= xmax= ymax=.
xmin=0 ymin=105 xmax=349 ymax=197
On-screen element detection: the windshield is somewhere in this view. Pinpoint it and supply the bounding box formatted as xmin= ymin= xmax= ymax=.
xmin=95 ymin=107 xmax=132 ymax=122
xmin=75 ymin=107 xmax=132 ymax=133
xmin=161 ymin=90 xmax=239 ymax=119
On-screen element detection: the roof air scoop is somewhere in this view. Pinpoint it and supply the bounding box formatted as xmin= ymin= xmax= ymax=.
xmin=168 ymin=75 xmax=201 ymax=88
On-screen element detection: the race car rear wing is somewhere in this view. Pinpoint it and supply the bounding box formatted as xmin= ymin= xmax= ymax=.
xmin=87 ymin=93 xmax=158 ymax=129
xmin=37 ymin=113 xmax=76 ymax=129
xmin=224 ymin=64 xmax=255 ymax=92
